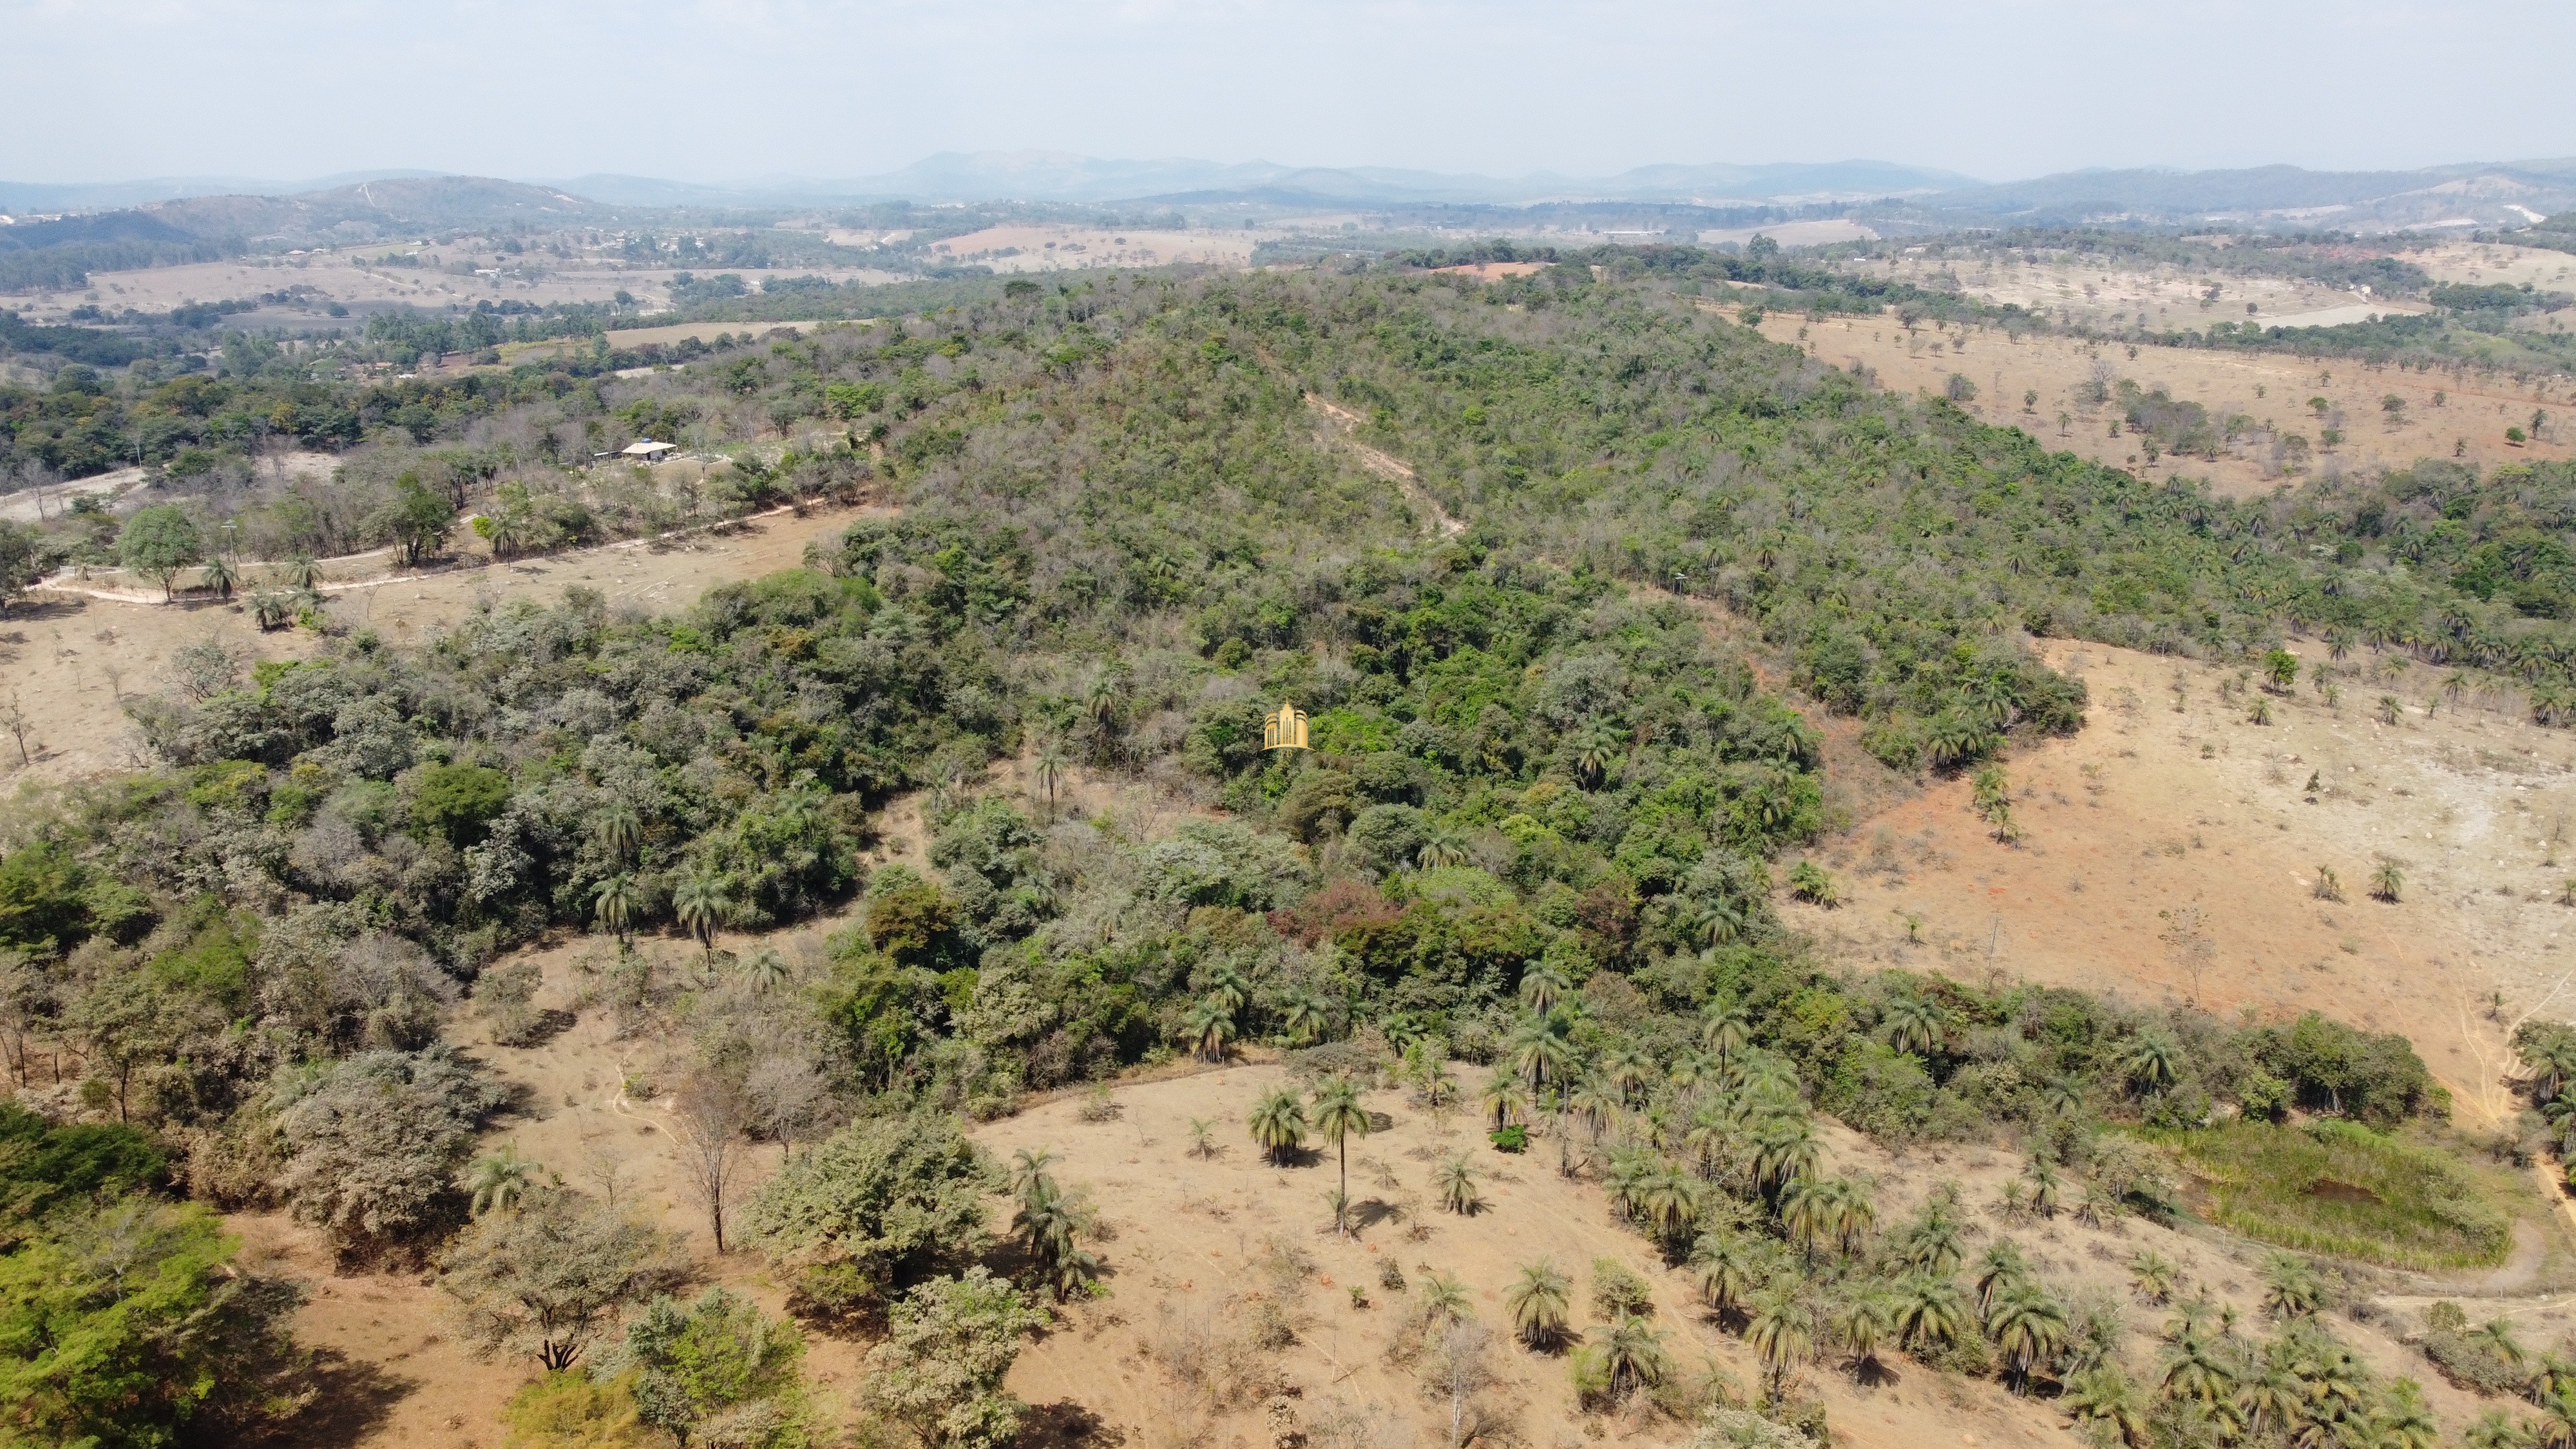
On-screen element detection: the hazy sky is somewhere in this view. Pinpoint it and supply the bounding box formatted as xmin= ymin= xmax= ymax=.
xmin=8 ymin=0 xmax=2574 ymax=184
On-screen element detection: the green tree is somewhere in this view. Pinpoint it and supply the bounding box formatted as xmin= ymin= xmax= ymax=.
xmin=118 ymin=506 xmax=202 ymax=603
xmin=0 ymin=1200 xmax=305 ymax=1447
xmin=595 ymin=1286 xmax=806 ymax=1446
xmin=861 ymin=1267 xmax=1047 ymax=1449
xmin=742 ymin=1113 xmax=994 ymax=1321
xmin=381 ymin=471 xmax=457 ymax=567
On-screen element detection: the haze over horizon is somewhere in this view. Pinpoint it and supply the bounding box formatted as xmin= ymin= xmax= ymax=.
xmin=6 ymin=0 xmax=2573 ymax=189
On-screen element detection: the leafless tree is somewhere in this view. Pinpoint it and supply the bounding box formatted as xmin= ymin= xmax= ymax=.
xmin=671 ymin=1068 xmax=753 ymax=1253
xmin=0 ymin=688 xmax=29 ymax=766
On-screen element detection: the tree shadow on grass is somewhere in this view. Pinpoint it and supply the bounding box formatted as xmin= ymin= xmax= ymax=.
xmin=1019 ymin=1399 xmax=1124 ymax=1449
xmin=269 ymin=1349 xmax=415 ymax=1447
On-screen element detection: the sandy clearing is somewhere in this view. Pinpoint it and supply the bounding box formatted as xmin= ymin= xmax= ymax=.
xmin=2409 ymin=242 xmax=2576 ymax=290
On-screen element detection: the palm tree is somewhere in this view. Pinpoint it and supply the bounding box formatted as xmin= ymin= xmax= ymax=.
xmin=1688 ymin=1231 xmax=1758 ymax=1320
xmin=1566 ymin=1076 xmax=1621 ymax=1144
xmin=1975 ymin=1240 xmax=2030 ymax=1316
xmin=741 ymin=947 xmax=791 ymax=996
xmin=1417 ymin=1271 xmax=1471 ymax=1327
xmin=2369 ymin=1379 xmax=2441 ymax=1449
xmin=1570 ymin=720 xmax=1625 ymax=786
xmin=1201 ymin=963 xmax=1249 ymax=1018
xmin=1246 ymin=1088 xmax=1306 ymax=1166
xmin=2233 ymin=1361 xmax=2305 ymax=1442
xmin=1013 ymin=1171 xmax=1101 ymax=1302
xmin=1416 ymin=825 xmax=1471 ymax=869
xmin=1675 ymin=893 xmax=1744 ymax=948
xmin=1034 ymin=734 xmax=1069 ymax=813
xmin=2371 ymin=857 xmax=2405 ymax=902
xmin=591 ymin=873 xmax=638 ymax=944
xmin=1009 ymin=1148 xmax=1057 ymax=1210
xmin=249 ymin=590 xmax=292 ymax=630
xmin=1185 ymin=1117 xmax=1221 ymax=1159
xmin=2262 ymin=1254 xmax=2322 ymax=1319
xmin=1478 ymin=1071 xmax=1529 ymax=1132
xmin=1435 ymin=1152 xmax=1483 ymax=1215
xmin=1598 ymin=1314 xmax=1671 ymax=1401
xmin=1883 ymin=992 xmax=1942 ymax=1056
xmin=281 ymin=554 xmax=321 ymax=591
xmin=1517 ymin=961 xmax=1570 ymax=1015
xmin=2063 ymin=1366 xmax=2152 ymax=1448
xmin=1508 ymin=1010 xmax=1574 ymax=1092
xmin=1893 ymin=1274 xmax=1968 ymax=1353
xmin=1639 ymin=1166 xmax=1702 ymax=1252
xmin=465 ymin=1148 xmax=536 ymax=1216
xmin=1505 ymin=1260 xmax=1571 ymax=1350
xmin=672 ymin=867 xmax=730 ymax=958
xmin=2159 ymin=1323 xmax=2233 ymax=1407
xmin=1602 ymin=1045 xmax=1654 ymax=1106
xmin=1824 ymin=1176 xmax=1876 ymax=1257
xmin=2024 ymin=1155 xmax=2063 ymax=1219
xmin=1835 ymin=1293 xmax=1893 ymax=1379
xmin=1900 ymin=1194 xmax=1964 ymax=1274
xmin=1185 ymin=996 xmax=1236 ymax=1063
xmin=1312 ymin=1077 xmax=1373 ymax=1235
xmin=2041 ymin=1075 xmax=2085 ymax=1117
xmin=1278 ymin=989 xmax=1331 ymax=1046
xmin=1987 ymin=1281 xmax=2068 ymax=1394
xmin=595 ymin=800 xmax=642 ymax=865
xmin=2122 ymin=1034 xmax=2180 ymax=1096
xmin=1750 ymin=1115 xmax=1819 ymax=1198
xmin=1701 ymin=1001 xmax=1751 ymax=1069
xmin=2127 ymin=1250 xmax=2178 ymax=1305
xmin=1745 ymin=1288 xmax=1813 ymax=1404
xmin=199 ymin=554 xmax=236 ymax=600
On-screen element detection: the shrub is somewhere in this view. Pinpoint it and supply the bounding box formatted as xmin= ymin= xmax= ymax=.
xmin=743 ymin=1112 xmax=995 ymax=1320
xmin=861 ymin=1267 xmax=1047 ymax=1449
xmin=273 ymin=1046 xmax=503 ymax=1253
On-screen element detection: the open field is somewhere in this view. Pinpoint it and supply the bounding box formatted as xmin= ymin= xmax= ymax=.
xmin=1841 ymin=252 xmax=2414 ymax=335
xmin=1777 ymin=632 xmax=2576 ymax=1133
xmin=2410 ymin=241 xmax=2576 ymax=290
xmin=1752 ymin=310 xmax=2575 ymax=496
xmin=926 ymin=224 xmax=1259 ymax=272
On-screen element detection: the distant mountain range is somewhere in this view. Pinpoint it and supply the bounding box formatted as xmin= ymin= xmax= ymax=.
xmin=542 ymin=154 xmax=1986 ymax=207
xmin=3 ymin=156 xmax=2572 ymax=272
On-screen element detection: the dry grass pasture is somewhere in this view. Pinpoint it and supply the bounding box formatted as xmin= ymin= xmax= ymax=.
xmin=1785 ymin=636 xmax=2576 ymax=1132
xmin=1752 ymin=310 xmax=2575 ymax=496
xmin=927 ymin=225 xmax=1258 ymax=272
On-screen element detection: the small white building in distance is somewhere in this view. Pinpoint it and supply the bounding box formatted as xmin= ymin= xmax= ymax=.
xmin=620 ymin=439 xmax=679 ymax=462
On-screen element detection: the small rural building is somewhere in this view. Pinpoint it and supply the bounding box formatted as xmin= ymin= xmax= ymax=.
xmin=620 ymin=439 xmax=679 ymax=462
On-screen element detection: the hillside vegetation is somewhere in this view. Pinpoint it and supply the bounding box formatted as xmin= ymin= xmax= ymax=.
xmin=2 ymin=260 xmax=2572 ymax=1447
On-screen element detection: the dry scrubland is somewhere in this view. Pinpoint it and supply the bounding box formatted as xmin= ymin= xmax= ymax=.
xmin=1753 ymin=311 xmax=2575 ymax=497
xmin=927 ymin=225 xmax=1260 ymax=272
xmin=0 ymin=243 xmax=903 ymax=325
xmin=0 ymin=502 xmax=870 ymax=782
